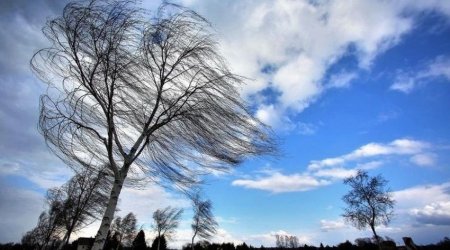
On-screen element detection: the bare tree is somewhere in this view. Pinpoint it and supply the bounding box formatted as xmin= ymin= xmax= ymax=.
xmin=191 ymin=194 xmax=217 ymax=250
xmin=22 ymin=208 xmax=64 ymax=250
xmin=275 ymin=234 xmax=298 ymax=249
xmin=49 ymin=169 xmax=110 ymax=249
xmin=152 ymin=207 xmax=183 ymax=250
xmin=342 ymin=170 xmax=395 ymax=249
xmin=121 ymin=213 xmax=138 ymax=247
xmin=110 ymin=213 xmax=137 ymax=248
xmin=31 ymin=0 xmax=275 ymax=249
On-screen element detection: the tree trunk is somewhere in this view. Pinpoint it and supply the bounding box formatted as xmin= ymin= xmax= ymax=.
xmin=191 ymin=233 xmax=196 ymax=250
xmin=370 ymin=224 xmax=381 ymax=250
xmin=57 ymin=226 xmax=74 ymax=250
xmin=157 ymin=232 xmax=161 ymax=250
xmin=57 ymin=232 xmax=69 ymax=250
xmin=92 ymin=177 xmax=125 ymax=250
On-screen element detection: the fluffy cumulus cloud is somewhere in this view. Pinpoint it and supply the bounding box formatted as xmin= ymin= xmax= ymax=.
xmin=391 ymin=56 xmax=450 ymax=93
xmin=180 ymin=0 xmax=450 ymax=130
xmin=233 ymin=138 xmax=436 ymax=193
xmin=412 ymin=202 xmax=450 ymax=226
xmin=394 ymin=182 xmax=450 ymax=226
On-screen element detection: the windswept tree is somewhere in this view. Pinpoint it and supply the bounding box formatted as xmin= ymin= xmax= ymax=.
xmin=342 ymin=170 xmax=395 ymax=248
xmin=22 ymin=208 xmax=64 ymax=250
xmin=153 ymin=207 xmax=183 ymax=250
xmin=49 ymin=169 xmax=110 ymax=249
xmin=191 ymin=194 xmax=217 ymax=250
xmin=111 ymin=212 xmax=138 ymax=247
xmin=31 ymin=0 xmax=275 ymax=249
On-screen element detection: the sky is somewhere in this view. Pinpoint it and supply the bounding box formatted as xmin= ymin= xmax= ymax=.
xmin=1 ymin=0 xmax=450 ymax=248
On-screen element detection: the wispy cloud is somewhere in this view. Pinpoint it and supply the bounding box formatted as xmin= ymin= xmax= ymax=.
xmin=410 ymin=153 xmax=437 ymax=167
xmin=326 ymin=71 xmax=358 ymax=89
xmin=233 ymin=139 xmax=436 ymax=193
xmin=232 ymin=172 xmax=330 ymax=193
xmin=320 ymin=219 xmax=348 ymax=232
xmin=308 ymin=139 xmax=431 ymax=170
xmin=391 ymin=56 xmax=450 ymax=93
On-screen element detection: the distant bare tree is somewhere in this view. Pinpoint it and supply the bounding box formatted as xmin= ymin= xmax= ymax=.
xmin=22 ymin=208 xmax=64 ymax=250
xmin=342 ymin=170 xmax=395 ymax=249
xmin=275 ymin=234 xmax=298 ymax=249
xmin=121 ymin=213 xmax=138 ymax=247
xmin=191 ymin=194 xmax=217 ymax=250
xmin=111 ymin=212 xmax=137 ymax=248
xmin=152 ymin=207 xmax=183 ymax=250
xmin=49 ymin=169 xmax=110 ymax=249
xmin=31 ymin=0 xmax=275 ymax=249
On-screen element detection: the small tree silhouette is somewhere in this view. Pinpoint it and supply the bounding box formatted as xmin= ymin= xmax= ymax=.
xmin=132 ymin=230 xmax=147 ymax=250
xmin=342 ymin=170 xmax=395 ymax=249
xmin=151 ymin=236 xmax=167 ymax=250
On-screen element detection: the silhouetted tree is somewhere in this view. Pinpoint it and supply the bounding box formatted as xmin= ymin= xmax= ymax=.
xmin=354 ymin=238 xmax=377 ymax=250
xmin=152 ymin=207 xmax=182 ymax=250
xmin=31 ymin=1 xmax=275 ymax=249
xmin=132 ymin=230 xmax=147 ymax=250
xmin=50 ymin=169 xmax=110 ymax=249
xmin=111 ymin=213 xmax=137 ymax=247
xmin=22 ymin=209 xmax=64 ymax=250
xmin=191 ymin=194 xmax=217 ymax=250
xmin=275 ymin=234 xmax=298 ymax=248
xmin=342 ymin=170 xmax=394 ymax=248
xmin=151 ymin=236 xmax=166 ymax=250
xmin=236 ymin=243 xmax=249 ymax=250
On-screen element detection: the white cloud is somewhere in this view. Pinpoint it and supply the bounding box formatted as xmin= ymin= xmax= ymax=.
xmin=232 ymin=139 xmax=436 ymax=194
xmin=297 ymin=122 xmax=318 ymax=136
xmin=327 ymin=71 xmax=358 ymax=89
xmin=255 ymin=105 xmax=318 ymax=134
xmin=391 ymin=56 xmax=450 ymax=93
xmin=356 ymin=161 xmax=384 ymax=170
xmin=232 ymin=172 xmax=330 ymax=193
xmin=410 ymin=153 xmax=437 ymax=167
xmin=320 ymin=219 xmax=348 ymax=232
xmin=314 ymin=168 xmax=357 ymax=180
xmin=181 ymin=0 xmax=448 ymax=126
xmin=393 ymin=182 xmax=450 ymax=225
xmin=255 ymin=104 xmax=295 ymax=131
xmin=412 ymin=201 xmax=450 ymax=226
xmin=0 ymin=160 xmax=72 ymax=190
xmin=216 ymin=216 xmax=238 ymax=225
xmin=308 ymin=138 xmax=431 ymax=170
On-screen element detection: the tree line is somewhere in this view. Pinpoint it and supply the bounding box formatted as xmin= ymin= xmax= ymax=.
xmin=17 ymin=167 xmax=218 ymax=250
xmin=2 ymin=236 xmax=449 ymax=250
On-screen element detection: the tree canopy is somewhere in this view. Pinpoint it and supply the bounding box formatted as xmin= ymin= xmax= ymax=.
xmin=31 ymin=0 xmax=275 ymax=248
xmin=342 ymin=170 xmax=395 ymax=247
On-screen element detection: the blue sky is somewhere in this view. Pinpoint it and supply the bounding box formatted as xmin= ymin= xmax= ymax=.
xmin=1 ymin=0 xmax=450 ymax=247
